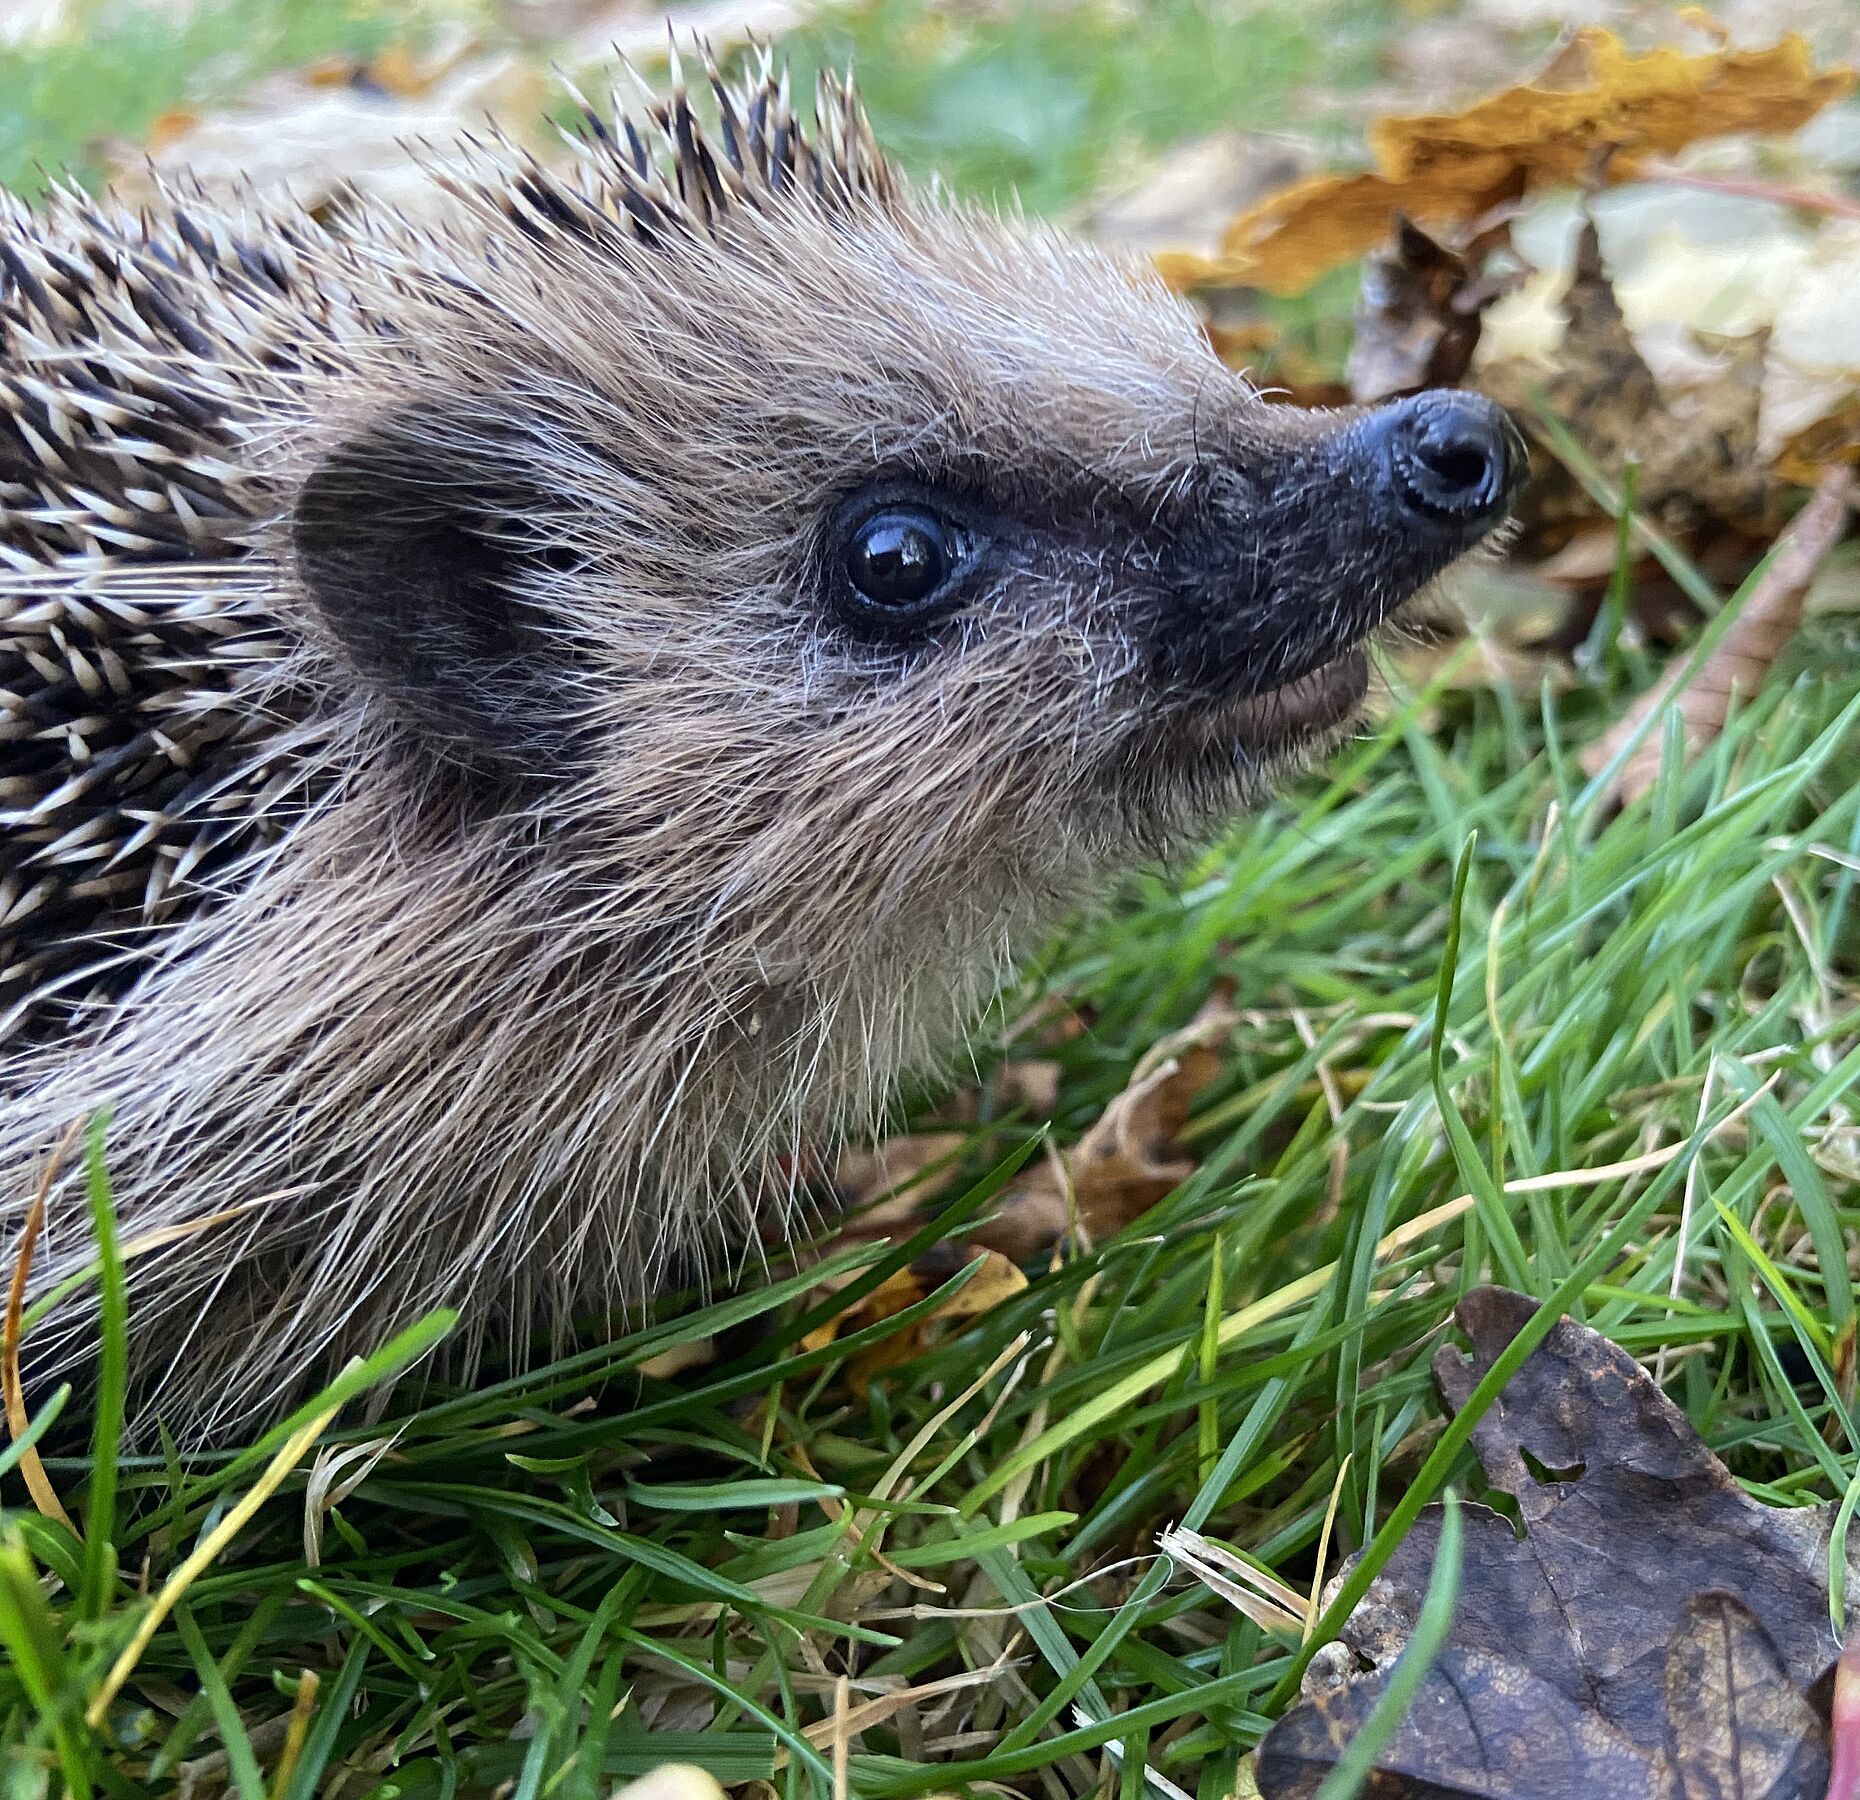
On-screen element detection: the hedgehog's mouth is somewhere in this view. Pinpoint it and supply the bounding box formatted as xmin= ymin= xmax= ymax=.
xmin=1212 ymin=648 xmax=1371 ymax=756
xmin=1162 ymin=646 xmax=1371 ymax=773
xmin=1103 ymin=647 xmax=1371 ymax=807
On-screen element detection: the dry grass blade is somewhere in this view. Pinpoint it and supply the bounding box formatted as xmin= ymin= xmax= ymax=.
xmin=831 ymin=1674 xmax=850 ymax=1800
xmin=1305 ymin=1455 xmax=1352 ymax=1643
xmin=1158 ymin=1524 xmax=1308 ymax=1635
xmin=3 ymin=1123 xmax=79 ymax=1532
xmin=267 ymin=1668 xmax=319 ymax=1800
xmin=796 ymin=1658 xmax=1013 ymax=1748
xmin=303 ymin=1433 xmax=403 ymax=1568
xmin=1582 ymin=465 xmax=1855 ymax=808
xmin=87 ymin=1401 xmax=339 ymax=1728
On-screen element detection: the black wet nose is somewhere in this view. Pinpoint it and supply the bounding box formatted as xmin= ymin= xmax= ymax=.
xmin=1375 ymin=391 xmax=1524 ymax=532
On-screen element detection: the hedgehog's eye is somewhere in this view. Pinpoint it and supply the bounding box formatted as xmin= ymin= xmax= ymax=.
xmin=843 ymin=507 xmax=956 ymax=611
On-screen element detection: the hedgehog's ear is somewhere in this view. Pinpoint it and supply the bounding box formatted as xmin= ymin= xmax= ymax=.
xmin=292 ymin=399 xmax=583 ymax=768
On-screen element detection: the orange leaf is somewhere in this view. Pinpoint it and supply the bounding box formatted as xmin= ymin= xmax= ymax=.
xmin=800 ymin=1252 xmax=1028 ymax=1394
xmin=1176 ymin=31 xmax=1853 ymax=297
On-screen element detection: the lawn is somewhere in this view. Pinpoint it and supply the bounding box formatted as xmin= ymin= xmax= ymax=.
xmin=1 ymin=2 xmax=1857 ymax=1797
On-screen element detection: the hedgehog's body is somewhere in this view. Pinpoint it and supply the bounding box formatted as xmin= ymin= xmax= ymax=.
xmin=0 ymin=63 xmax=1520 ymax=1436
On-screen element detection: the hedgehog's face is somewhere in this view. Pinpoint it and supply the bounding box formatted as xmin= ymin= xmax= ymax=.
xmin=291 ymin=172 xmax=1520 ymax=926
xmin=803 ymin=377 xmax=1523 ymax=840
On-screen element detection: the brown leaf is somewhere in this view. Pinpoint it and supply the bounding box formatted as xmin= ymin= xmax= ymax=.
xmin=1580 ymin=462 xmax=1854 ymax=808
xmin=797 ymin=1250 xmax=1027 ymax=1393
xmin=1089 ymin=132 xmax=1312 ymax=269
xmin=831 ymin=1133 xmax=972 ymax=1237
xmin=1385 ymin=627 xmax=1576 ymax=704
xmin=1777 ymin=398 xmax=1860 ymax=489
xmin=1258 ymin=1287 xmax=1852 ymax=1799
xmin=975 ymin=987 xmax=1236 ymax=1259
xmin=1347 ymin=212 xmax=1524 ymax=404
xmin=1259 ymin=1646 xmax=1666 ymax=1798
xmin=1175 ymin=31 xmax=1854 ymax=297
xmin=1482 ymin=218 xmax=1775 ymax=540
xmin=1666 ymin=1595 xmax=1826 ymax=1800
xmin=109 ymin=52 xmax=553 ymax=216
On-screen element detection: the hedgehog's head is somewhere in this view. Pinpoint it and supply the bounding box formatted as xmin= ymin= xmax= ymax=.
xmin=290 ymin=63 xmax=1520 ymax=966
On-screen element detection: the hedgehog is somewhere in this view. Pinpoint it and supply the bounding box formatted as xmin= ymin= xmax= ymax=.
xmin=0 ymin=54 xmax=1521 ymax=1437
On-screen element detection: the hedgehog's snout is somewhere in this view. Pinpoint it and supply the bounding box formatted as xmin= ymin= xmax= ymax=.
xmin=1359 ymin=390 xmax=1526 ymax=538
xmin=1140 ymin=389 xmax=1523 ymax=721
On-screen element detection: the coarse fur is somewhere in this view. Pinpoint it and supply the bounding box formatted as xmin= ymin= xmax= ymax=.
xmin=0 ymin=55 xmax=1513 ymax=1437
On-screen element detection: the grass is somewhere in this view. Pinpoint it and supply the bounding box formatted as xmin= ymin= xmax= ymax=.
xmin=776 ymin=0 xmax=1387 ymax=215
xmin=1 ymin=1 xmax=1859 ymax=1796
xmin=0 ymin=0 xmax=427 ymax=200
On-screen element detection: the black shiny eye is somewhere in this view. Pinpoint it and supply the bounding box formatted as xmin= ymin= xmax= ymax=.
xmin=843 ymin=508 xmax=954 ymax=610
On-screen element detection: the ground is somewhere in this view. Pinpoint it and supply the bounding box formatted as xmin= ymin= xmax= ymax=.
xmin=0 ymin=2 xmax=1857 ymax=1797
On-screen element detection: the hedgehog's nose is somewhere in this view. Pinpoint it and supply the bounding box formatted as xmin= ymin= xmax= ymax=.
xmin=1370 ymin=391 xmax=1525 ymax=534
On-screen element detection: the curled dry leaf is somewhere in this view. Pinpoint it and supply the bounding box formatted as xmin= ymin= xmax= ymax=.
xmin=1169 ymin=30 xmax=1853 ymax=297
xmin=1257 ymin=1287 xmax=1853 ymax=1800
xmin=1580 ymin=461 xmax=1854 ymax=809
xmin=1346 ymin=213 xmax=1525 ymax=404
xmin=799 ymin=1251 xmax=1028 ymax=1393
xmin=1482 ymin=217 xmax=1777 ymax=538
xmin=975 ymin=986 xmax=1237 ymax=1261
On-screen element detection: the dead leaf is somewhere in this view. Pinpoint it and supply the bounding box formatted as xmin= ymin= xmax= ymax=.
xmin=1257 ymin=1286 xmax=1853 ymax=1799
xmin=1262 ymin=1646 xmax=1670 ymax=1797
xmin=1174 ymin=31 xmax=1854 ymax=296
xmin=798 ymin=1251 xmax=1027 ymax=1393
xmin=799 ymin=1266 xmax=927 ymax=1357
xmin=3 ymin=1122 xmax=78 ymax=1532
xmin=1483 ymin=218 xmax=1777 ymax=538
xmin=977 ymin=987 xmax=1236 ymax=1259
xmin=108 ymin=51 xmax=553 ymax=216
xmin=1665 ymin=1594 xmax=1827 ymax=1800
xmin=995 ymin=1059 xmax=1062 ymax=1119
xmin=924 ymin=1058 xmax=1063 ymax=1127
xmin=1087 ymin=132 xmax=1312 ymax=270
xmin=1347 ymin=213 xmax=1525 ymax=403
xmin=1386 ymin=626 xmax=1576 ymax=701
xmin=1778 ymin=393 xmax=1860 ymax=486
xmin=1475 ymin=191 xmax=1860 ymax=483
xmin=831 ymin=1133 xmax=972 ymax=1238
xmin=1580 ymin=460 xmax=1853 ymax=807
xmin=144 ymin=109 xmax=200 ymax=154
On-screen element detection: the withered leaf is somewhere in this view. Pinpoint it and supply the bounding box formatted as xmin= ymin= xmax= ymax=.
xmin=1171 ymin=31 xmax=1854 ymax=297
xmin=1481 ymin=219 xmax=1775 ymax=540
xmin=1347 ymin=213 xmax=1523 ymax=405
xmin=1257 ymin=1287 xmax=1853 ymax=1799
xmin=1664 ymin=1594 xmax=1827 ymax=1800
xmin=1258 ymin=1646 xmax=1665 ymax=1798
xmin=975 ymin=986 xmax=1235 ymax=1260
xmin=798 ymin=1249 xmax=1027 ymax=1394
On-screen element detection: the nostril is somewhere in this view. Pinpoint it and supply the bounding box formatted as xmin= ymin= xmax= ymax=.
xmin=1415 ymin=438 xmax=1490 ymax=492
xmin=1376 ymin=391 xmax=1521 ymax=533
